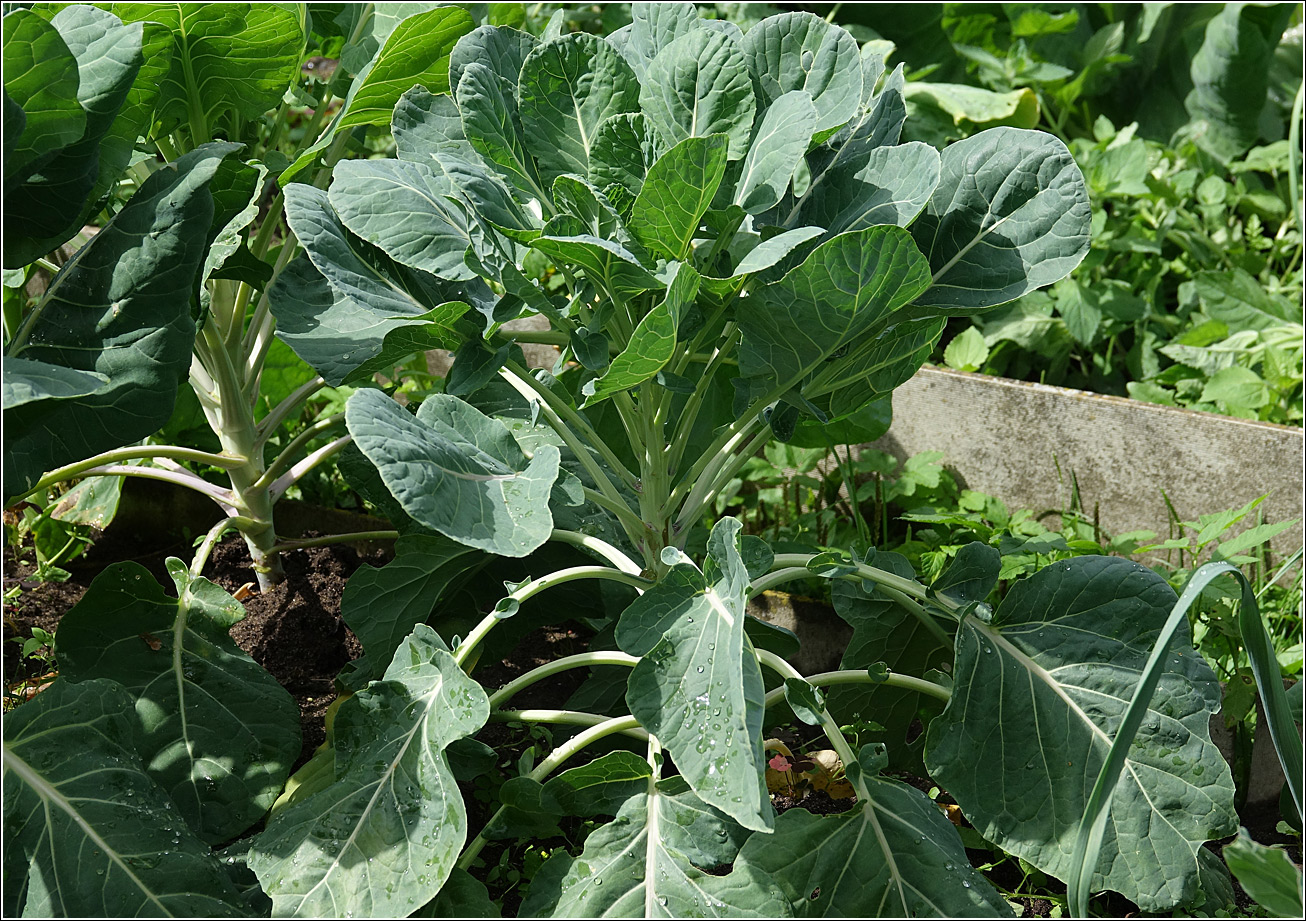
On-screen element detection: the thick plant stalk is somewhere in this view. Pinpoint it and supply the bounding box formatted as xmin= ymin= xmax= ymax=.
xmin=194 ymin=310 xmax=284 ymax=590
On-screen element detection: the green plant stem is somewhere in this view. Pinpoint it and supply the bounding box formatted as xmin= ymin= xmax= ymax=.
xmin=486 ymin=652 xmax=640 ymax=710
xmin=487 ymin=708 xmax=648 ymax=739
xmin=254 ymin=414 xmax=344 ymax=489
xmin=6 ymin=444 xmax=250 ymax=508
xmin=676 ymin=425 xmax=772 ymax=532
xmin=255 ymin=376 xmax=327 ymax=443
xmin=666 ymin=325 xmax=740 ymax=477
xmin=548 ymin=528 xmax=642 ymax=575
xmin=194 ymin=321 xmax=282 ymax=588
xmin=1288 ymin=81 xmax=1303 ymax=251
xmin=761 ymin=668 xmax=953 ymax=708
xmin=581 ymin=486 xmax=648 ymax=536
xmin=75 ymin=463 xmax=237 ymax=514
xmin=770 ymin=553 xmax=957 ymax=648
xmin=458 ymin=713 xmax=645 ymax=871
xmin=747 ymin=567 xmax=813 ymax=597
xmin=268 ymin=433 xmax=352 ymax=500
xmin=666 ymin=411 xmax=765 ymax=524
xmin=500 ymin=362 xmax=636 ymax=488
xmin=454 ymin=566 xmax=652 ymax=669
xmin=754 ymin=650 xmax=865 ymax=796
xmin=242 ymin=238 xmax=300 ymax=385
xmin=269 ymin=530 xmax=399 ymax=554
xmin=191 ymin=516 xmax=256 ymax=578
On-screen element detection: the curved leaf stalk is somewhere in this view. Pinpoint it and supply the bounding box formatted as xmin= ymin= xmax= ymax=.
xmin=191 ymin=515 xmax=256 ymax=578
xmin=7 ymin=444 xmax=247 ymax=507
xmin=500 ymin=363 xmax=637 ymax=489
xmin=254 ymin=413 xmax=343 ymax=487
xmin=486 ymin=651 xmax=641 ymax=710
xmin=269 ymin=530 xmax=399 ymax=554
xmin=761 ymin=668 xmax=953 ymax=707
xmin=770 ymin=552 xmax=958 ymax=648
xmin=1067 ymin=561 xmax=1303 ymax=917
xmin=457 ymin=714 xmax=645 ymax=871
xmin=755 ymin=649 xmax=862 ymax=796
xmin=453 ymin=566 xmax=653 ymax=669
xmin=267 ymin=433 xmax=352 ymax=500
xmin=549 ymin=528 xmax=643 ymax=575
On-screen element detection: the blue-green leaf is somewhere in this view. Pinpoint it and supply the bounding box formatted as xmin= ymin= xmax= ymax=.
xmin=925 ymin=556 xmax=1237 ymax=911
xmin=910 ymin=127 xmax=1090 ymax=315
xmin=640 ymin=27 xmax=755 ymax=159
xmin=518 ymin=32 xmax=641 ymax=184
xmin=346 ymin=389 xmax=561 ymax=558
xmin=582 ymin=262 xmax=699 ymax=407
xmin=620 ymin=518 xmax=773 ymax=832
xmin=247 ymin=625 xmax=490 ymax=917
xmin=3 ymin=679 xmax=245 ymax=917
xmin=742 ymin=12 xmax=861 ymax=137
xmin=734 ymin=90 xmax=817 ymax=214
xmin=631 ymin=134 xmax=729 ymax=261
xmin=736 ymin=225 xmax=931 ymax=410
xmin=3 ymin=142 xmax=237 ymax=501
xmin=53 ymin=560 xmax=301 ymax=844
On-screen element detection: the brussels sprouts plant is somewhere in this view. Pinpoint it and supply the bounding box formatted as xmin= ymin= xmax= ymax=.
xmin=4 ymin=5 xmax=1299 ymax=919
xmin=2 ymin=2 xmax=488 ymax=589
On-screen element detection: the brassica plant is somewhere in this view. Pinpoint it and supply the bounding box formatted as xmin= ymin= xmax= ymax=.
xmin=2 ymin=3 xmax=489 ymax=589
xmin=4 ymin=5 xmax=1300 ymax=918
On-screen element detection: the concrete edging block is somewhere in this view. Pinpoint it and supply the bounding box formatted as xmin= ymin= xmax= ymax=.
xmin=869 ymin=367 xmax=1303 ymax=558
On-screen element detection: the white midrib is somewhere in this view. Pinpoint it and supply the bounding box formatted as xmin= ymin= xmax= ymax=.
xmin=644 ymin=789 xmax=662 ymax=917
xmin=930 ymin=210 xmax=1017 ymax=284
xmin=5 ymin=749 xmax=174 ymax=916
xmin=173 ymin=589 xmax=195 ymax=808
xmin=296 ymin=677 xmax=445 ymax=908
xmin=975 ymin=622 xmax=1157 ymax=796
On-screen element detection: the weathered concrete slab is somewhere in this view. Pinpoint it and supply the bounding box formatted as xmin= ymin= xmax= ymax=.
xmin=870 ymin=367 xmax=1304 ymax=559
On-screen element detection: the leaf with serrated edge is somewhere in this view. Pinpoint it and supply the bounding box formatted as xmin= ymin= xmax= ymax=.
xmin=449 ymin=23 xmax=536 ymax=98
xmin=4 ymin=6 xmax=145 ymax=265
xmin=53 ymin=560 xmax=300 ymax=844
xmin=345 ymin=389 xmax=560 ymax=558
xmin=620 ymin=518 xmax=773 ymax=831
xmin=909 ymin=127 xmax=1090 ymax=314
xmin=335 ymin=7 xmax=472 ymax=130
xmin=3 ymin=679 xmax=244 ymax=917
xmin=247 ymin=625 xmax=489 ymax=918
xmin=457 ymin=60 xmax=549 ymax=205
xmin=1 ymin=10 xmax=84 ymax=178
xmin=925 ymin=556 xmax=1237 ymax=911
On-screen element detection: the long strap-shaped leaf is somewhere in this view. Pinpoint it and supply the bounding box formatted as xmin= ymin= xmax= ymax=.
xmin=1068 ymin=561 xmax=1303 ymax=917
